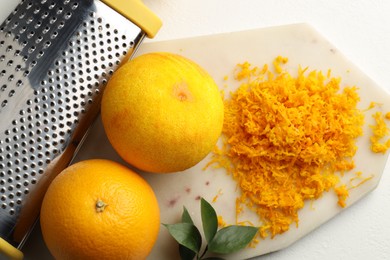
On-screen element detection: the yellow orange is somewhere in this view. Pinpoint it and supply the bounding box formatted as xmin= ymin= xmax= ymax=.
xmin=101 ymin=52 xmax=224 ymax=173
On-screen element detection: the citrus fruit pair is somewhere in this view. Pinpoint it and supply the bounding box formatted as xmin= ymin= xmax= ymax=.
xmin=40 ymin=159 xmax=160 ymax=260
xmin=101 ymin=52 xmax=224 ymax=173
xmin=40 ymin=52 xmax=224 ymax=259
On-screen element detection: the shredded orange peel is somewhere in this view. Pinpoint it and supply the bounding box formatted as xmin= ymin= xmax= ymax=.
xmin=217 ymin=215 xmax=227 ymax=228
xmin=212 ymin=189 xmax=223 ymax=203
xmin=386 ymin=112 xmax=390 ymax=120
xmin=207 ymin=56 xmax=373 ymax=239
xmin=370 ymin=111 xmax=390 ymax=153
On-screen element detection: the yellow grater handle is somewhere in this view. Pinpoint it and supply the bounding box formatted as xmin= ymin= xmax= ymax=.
xmin=101 ymin=0 xmax=162 ymax=38
xmin=0 ymin=238 xmax=23 ymax=260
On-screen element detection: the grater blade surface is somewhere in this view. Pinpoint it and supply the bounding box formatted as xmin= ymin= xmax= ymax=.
xmin=0 ymin=0 xmax=145 ymax=248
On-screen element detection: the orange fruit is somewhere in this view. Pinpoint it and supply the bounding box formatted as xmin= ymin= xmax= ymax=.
xmin=101 ymin=52 xmax=224 ymax=173
xmin=40 ymin=159 xmax=160 ymax=260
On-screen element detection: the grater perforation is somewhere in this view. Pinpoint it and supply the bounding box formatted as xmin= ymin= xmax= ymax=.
xmin=0 ymin=0 xmax=154 ymax=250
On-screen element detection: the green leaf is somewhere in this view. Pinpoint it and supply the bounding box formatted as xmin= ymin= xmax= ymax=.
xmin=208 ymin=225 xmax=258 ymax=254
xmin=182 ymin=206 xmax=194 ymax=224
xmin=163 ymin=223 xmax=202 ymax=254
xmin=200 ymin=198 xmax=218 ymax=243
xmin=179 ymin=244 xmax=197 ymax=260
xmin=179 ymin=207 xmax=197 ymax=260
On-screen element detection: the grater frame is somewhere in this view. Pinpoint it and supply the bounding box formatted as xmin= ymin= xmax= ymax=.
xmin=0 ymin=0 xmax=161 ymax=258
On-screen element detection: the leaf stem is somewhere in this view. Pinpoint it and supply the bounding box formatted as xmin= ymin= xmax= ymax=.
xmin=198 ymin=245 xmax=208 ymax=259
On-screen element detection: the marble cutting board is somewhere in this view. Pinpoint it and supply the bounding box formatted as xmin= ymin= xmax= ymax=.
xmin=72 ymin=23 xmax=390 ymax=259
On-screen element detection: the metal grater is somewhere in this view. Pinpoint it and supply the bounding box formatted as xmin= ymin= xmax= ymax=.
xmin=0 ymin=0 xmax=161 ymax=258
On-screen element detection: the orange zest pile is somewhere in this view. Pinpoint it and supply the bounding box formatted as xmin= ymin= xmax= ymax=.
xmin=209 ymin=57 xmax=366 ymax=239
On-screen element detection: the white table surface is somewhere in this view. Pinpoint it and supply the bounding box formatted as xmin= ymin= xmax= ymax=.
xmin=1 ymin=1 xmax=390 ymax=259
